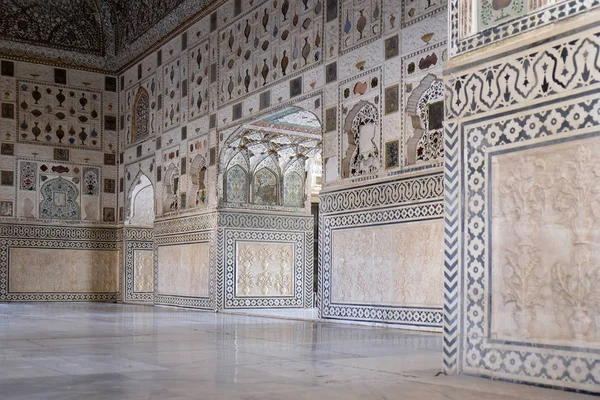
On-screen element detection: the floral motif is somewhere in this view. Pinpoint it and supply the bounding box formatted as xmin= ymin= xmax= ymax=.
xmin=551 ymin=145 xmax=600 ymax=339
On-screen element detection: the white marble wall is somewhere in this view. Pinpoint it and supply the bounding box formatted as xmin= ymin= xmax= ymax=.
xmin=443 ymin=3 xmax=600 ymax=392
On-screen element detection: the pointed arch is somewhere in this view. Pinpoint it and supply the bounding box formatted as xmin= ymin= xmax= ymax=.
xmin=341 ymin=101 xmax=380 ymax=178
xmin=190 ymin=154 xmax=208 ymax=206
xmin=162 ymin=164 xmax=179 ymax=213
xmin=126 ymin=170 xmax=154 ymax=225
xmin=406 ymin=75 xmax=444 ymax=165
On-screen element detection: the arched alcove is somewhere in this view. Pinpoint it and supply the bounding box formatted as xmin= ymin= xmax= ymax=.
xmin=341 ymin=101 xmax=380 ymax=178
xmin=220 ymin=106 xmax=321 ymax=209
xmin=190 ymin=154 xmax=208 ymax=206
xmin=126 ymin=172 xmax=154 ymax=226
xmin=405 ymin=75 xmax=444 ymax=165
xmin=162 ymin=164 xmax=179 ymax=213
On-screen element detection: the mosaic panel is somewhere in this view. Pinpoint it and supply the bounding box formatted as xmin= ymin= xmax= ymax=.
xmin=9 ymin=248 xmax=118 ymax=293
xmin=17 ymin=81 xmax=102 ymax=149
xmin=19 ymin=161 xmax=37 ymax=191
xmin=39 ymin=177 xmax=80 ymax=220
xmin=217 ymin=0 xmax=323 ymax=105
xmin=320 ymin=171 xmax=444 ymax=328
xmin=188 ymin=40 xmax=211 ymax=119
xmin=339 ymin=0 xmax=382 ymax=54
xmin=331 ymin=220 xmax=443 ymax=307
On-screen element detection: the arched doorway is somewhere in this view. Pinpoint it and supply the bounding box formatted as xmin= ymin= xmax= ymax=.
xmin=123 ymin=171 xmax=155 ymax=303
xmin=218 ymin=107 xmax=322 ymax=315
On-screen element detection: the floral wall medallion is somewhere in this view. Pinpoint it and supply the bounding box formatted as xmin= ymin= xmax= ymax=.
xmin=103 ymin=207 xmax=115 ymax=222
xmin=326 ymin=62 xmax=338 ymax=84
xmin=384 ymin=34 xmax=399 ymax=59
xmin=1 ymin=143 xmax=13 ymax=155
xmin=290 ymin=76 xmax=303 ymax=98
xmin=19 ymin=162 xmax=36 ymax=190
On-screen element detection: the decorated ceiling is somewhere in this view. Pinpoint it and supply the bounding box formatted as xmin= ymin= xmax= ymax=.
xmin=0 ymin=0 xmax=214 ymax=70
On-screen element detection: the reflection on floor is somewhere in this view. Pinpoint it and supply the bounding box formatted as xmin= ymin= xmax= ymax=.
xmin=0 ymin=303 xmax=594 ymax=400
xmin=222 ymin=307 xmax=319 ymax=321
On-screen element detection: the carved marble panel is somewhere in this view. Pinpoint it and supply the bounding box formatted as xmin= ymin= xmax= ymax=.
xmin=490 ymin=136 xmax=600 ymax=345
xmin=331 ymin=220 xmax=443 ymax=307
xmin=133 ymin=249 xmax=154 ymax=293
xmin=235 ymin=242 xmax=295 ymax=297
xmin=157 ymin=242 xmax=210 ymax=297
xmin=9 ymin=248 xmax=118 ymax=293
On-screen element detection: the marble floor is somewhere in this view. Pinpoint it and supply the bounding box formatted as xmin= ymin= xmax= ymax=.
xmin=0 ymin=303 xmax=594 ymax=400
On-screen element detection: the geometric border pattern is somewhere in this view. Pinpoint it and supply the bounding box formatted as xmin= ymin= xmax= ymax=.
xmin=320 ymin=172 xmax=443 ymax=214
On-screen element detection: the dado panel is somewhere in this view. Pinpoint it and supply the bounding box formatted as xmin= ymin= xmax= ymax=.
xmin=157 ymin=242 xmax=210 ymax=298
xmin=9 ymin=248 xmax=118 ymax=293
xmin=331 ymin=220 xmax=443 ymax=308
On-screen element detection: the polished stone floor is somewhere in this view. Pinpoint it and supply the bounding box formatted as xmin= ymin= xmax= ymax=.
xmin=0 ymin=303 xmax=594 ymax=400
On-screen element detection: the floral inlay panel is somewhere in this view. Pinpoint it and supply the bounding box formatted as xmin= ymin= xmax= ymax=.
xmin=17 ymin=81 xmax=103 ymax=150
xmin=235 ymin=242 xmax=295 ymax=297
xmin=331 ymin=220 xmax=443 ymax=307
xmin=490 ymin=137 xmax=600 ymax=345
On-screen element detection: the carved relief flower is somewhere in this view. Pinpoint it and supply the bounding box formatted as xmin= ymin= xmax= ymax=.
xmin=483 ymin=350 xmax=502 ymax=371
xmin=524 ymin=354 xmax=543 ymax=376
xmin=504 ymin=120 xmax=522 ymax=142
xmin=468 ymin=260 xmax=484 ymax=280
xmin=466 ymin=348 xmax=483 ymax=367
xmin=468 ymin=171 xmax=484 ymax=192
xmin=470 ymin=304 xmax=484 ymax=324
xmin=468 ymin=150 xmax=484 ymax=170
xmin=523 ymin=115 xmax=543 ymax=139
xmin=468 ymin=237 xmax=484 ymax=258
xmin=484 ymin=125 xmax=502 ymax=146
xmin=545 ymin=109 xmax=563 ymax=132
xmin=468 ymin=282 xmax=484 ymax=302
xmin=564 ymin=104 xmax=586 ymax=129
xmin=546 ymin=356 xmax=567 ymax=380
xmin=468 ymin=216 xmax=484 ymax=237
xmin=469 ymin=194 xmax=484 ymax=214
xmin=468 ymin=128 xmax=484 ymax=149
xmin=567 ymin=358 xmax=590 ymax=383
xmin=504 ymin=352 xmax=523 ymax=374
